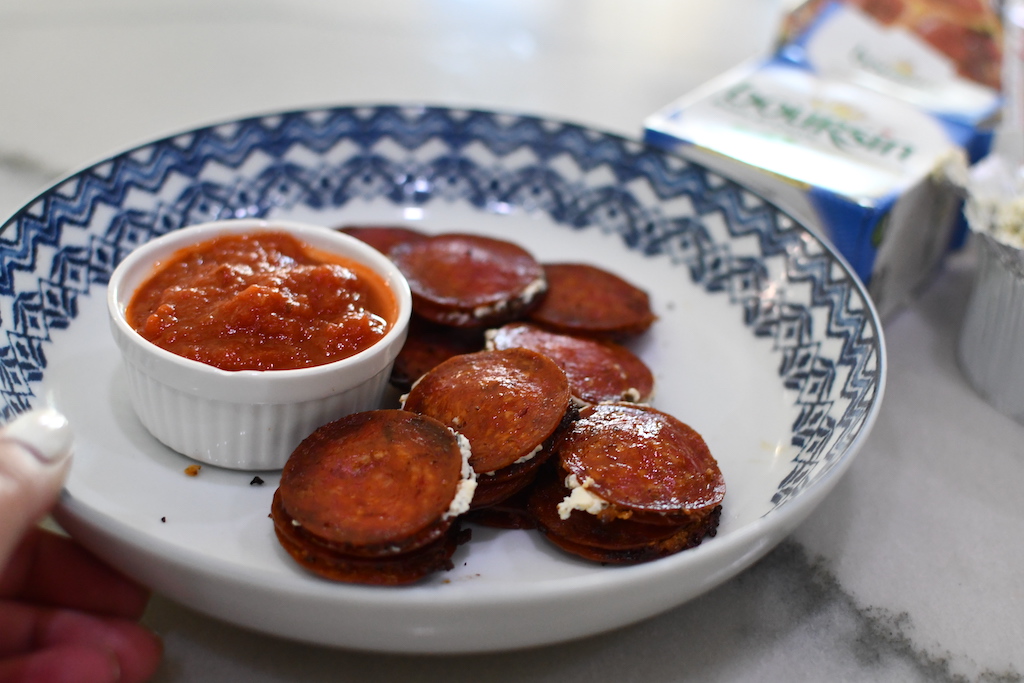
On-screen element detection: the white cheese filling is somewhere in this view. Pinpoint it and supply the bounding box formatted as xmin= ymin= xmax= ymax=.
xmin=443 ymin=429 xmax=478 ymax=520
xmin=512 ymin=442 xmax=543 ymax=466
xmin=471 ymin=275 xmax=547 ymax=320
xmin=557 ymin=473 xmax=609 ymax=520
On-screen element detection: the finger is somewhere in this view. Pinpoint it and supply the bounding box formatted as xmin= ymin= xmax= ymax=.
xmin=0 ymin=600 xmax=163 ymax=683
xmin=0 ymin=409 xmax=73 ymax=566
xmin=0 ymin=528 xmax=150 ymax=619
xmin=0 ymin=643 xmax=120 ymax=683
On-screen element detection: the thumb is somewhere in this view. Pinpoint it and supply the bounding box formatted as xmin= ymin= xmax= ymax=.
xmin=0 ymin=408 xmax=73 ymax=566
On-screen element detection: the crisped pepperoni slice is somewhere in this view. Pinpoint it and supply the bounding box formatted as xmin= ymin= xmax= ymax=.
xmin=554 ymin=403 xmax=724 ymax=518
xmin=390 ymin=316 xmax=486 ymax=391
xmin=487 ymin=322 xmax=654 ymax=404
xmin=337 ymin=225 xmax=428 ymax=256
xmin=402 ymin=348 xmax=570 ymax=476
xmin=275 ymin=410 xmax=468 ymax=552
xmin=528 ymin=263 xmax=655 ymax=338
xmin=390 ymin=233 xmax=546 ymax=328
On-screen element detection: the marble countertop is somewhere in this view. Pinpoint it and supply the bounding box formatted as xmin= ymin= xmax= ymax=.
xmin=1 ymin=1 xmax=1021 ymax=681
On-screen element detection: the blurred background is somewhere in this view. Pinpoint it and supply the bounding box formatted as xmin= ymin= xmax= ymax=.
xmin=0 ymin=0 xmax=783 ymax=221
xmin=8 ymin=3 xmax=1024 ymax=682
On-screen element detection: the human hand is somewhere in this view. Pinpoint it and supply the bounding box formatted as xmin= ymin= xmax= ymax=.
xmin=0 ymin=408 xmax=162 ymax=682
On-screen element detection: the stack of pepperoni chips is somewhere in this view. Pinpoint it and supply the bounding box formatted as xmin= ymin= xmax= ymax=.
xmin=388 ymin=232 xmax=548 ymax=329
xmin=270 ymin=410 xmax=476 ymax=585
xmin=529 ymin=403 xmax=725 ymax=563
xmin=382 ymin=231 xmax=573 ymax=516
xmin=270 ymin=225 xmax=723 ymax=582
xmin=402 ymin=347 xmax=573 ymax=509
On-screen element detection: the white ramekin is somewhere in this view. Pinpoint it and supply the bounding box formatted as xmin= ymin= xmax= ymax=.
xmin=107 ymin=218 xmax=412 ymax=470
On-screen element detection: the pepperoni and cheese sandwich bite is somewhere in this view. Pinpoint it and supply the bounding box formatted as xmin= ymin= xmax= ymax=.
xmin=401 ymin=347 xmax=572 ymax=508
xmin=486 ymin=322 xmax=654 ymax=405
xmin=389 ymin=233 xmax=547 ymax=328
xmin=271 ymin=410 xmax=476 ymax=585
xmin=529 ymin=403 xmax=724 ymax=564
xmin=528 ymin=263 xmax=656 ymax=339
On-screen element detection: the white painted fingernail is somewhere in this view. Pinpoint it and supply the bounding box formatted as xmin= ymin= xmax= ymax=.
xmin=2 ymin=408 xmax=73 ymax=465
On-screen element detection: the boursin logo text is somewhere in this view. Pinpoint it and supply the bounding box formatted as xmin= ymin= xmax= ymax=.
xmin=850 ymin=44 xmax=928 ymax=88
xmin=715 ymin=81 xmax=915 ymax=161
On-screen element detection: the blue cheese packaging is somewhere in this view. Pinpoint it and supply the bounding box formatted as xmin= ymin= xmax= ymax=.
xmin=644 ymin=58 xmax=971 ymax=319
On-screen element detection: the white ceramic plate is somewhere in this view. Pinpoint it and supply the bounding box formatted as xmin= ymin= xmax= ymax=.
xmin=0 ymin=106 xmax=885 ymax=654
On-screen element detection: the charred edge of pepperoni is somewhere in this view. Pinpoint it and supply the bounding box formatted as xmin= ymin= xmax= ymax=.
xmin=527 ymin=472 xmax=721 ymax=564
xmin=273 ymin=493 xmax=470 ymax=585
xmin=402 ymin=348 xmax=572 ymax=476
xmin=390 ymin=234 xmax=547 ymax=329
xmin=337 ymin=225 xmax=429 ymax=256
xmin=464 ymin=485 xmax=537 ymax=529
xmin=553 ymin=403 xmax=725 ymax=519
xmin=487 ymin=322 xmax=654 ymax=405
xmin=527 ymin=263 xmax=656 ymax=339
xmin=390 ymin=316 xmax=487 ymax=391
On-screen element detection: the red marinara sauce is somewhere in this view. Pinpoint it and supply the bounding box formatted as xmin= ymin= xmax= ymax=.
xmin=126 ymin=231 xmax=397 ymax=371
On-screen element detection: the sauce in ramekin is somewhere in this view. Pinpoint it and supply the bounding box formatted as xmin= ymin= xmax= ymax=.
xmin=127 ymin=231 xmax=397 ymax=371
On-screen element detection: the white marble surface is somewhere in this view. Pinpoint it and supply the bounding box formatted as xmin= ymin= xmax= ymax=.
xmin=1 ymin=1 xmax=1022 ymax=681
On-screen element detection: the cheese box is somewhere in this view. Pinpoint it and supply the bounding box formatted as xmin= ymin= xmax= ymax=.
xmin=644 ymin=58 xmax=968 ymax=319
xmin=776 ymin=0 xmax=1002 ymax=165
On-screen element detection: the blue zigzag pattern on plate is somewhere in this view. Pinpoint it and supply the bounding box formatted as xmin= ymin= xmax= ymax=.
xmin=0 ymin=105 xmax=882 ymax=509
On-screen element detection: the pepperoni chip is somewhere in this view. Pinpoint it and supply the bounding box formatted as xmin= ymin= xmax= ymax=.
xmin=528 ymin=263 xmax=656 ymax=339
xmin=390 ymin=233 xmax=547 ymax=328
xmin=271 ymin=410 xmax=474 ymax=585
xmin=402 ymin=348 xmax=571 ymax=505
xmin=390 ymin=316 xmax=487 ymax=391
xmin=487 ymin=322 xmax=654 ymax=404
xmin=554 ymin=403 xmax=724 ymax=522
xmin=527 ymin=471 xmax=721 ymax=563
xmin=338 ymin=225 xmax=428 ymax=256
xmin=527 ymin=403 xmax=724 ymax=564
